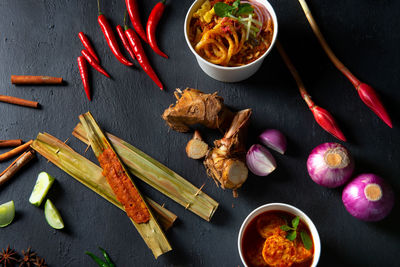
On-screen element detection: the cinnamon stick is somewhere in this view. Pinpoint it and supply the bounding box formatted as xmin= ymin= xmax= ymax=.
xmin=0 ymin=150 xmax=35 ymax=186
xmin=0 ymin=95 xmax=39 ymax=108
xmin=0 ymin=139 xmax=23 ymax=147
xmin=0 ymin=140 xmax=33 ymax=162
xmin=11 ymin=75 xmax=63 ymax=84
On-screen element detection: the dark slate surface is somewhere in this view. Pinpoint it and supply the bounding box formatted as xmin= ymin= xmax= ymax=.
xmin=1 ymin=0 xmax=399 ymax=266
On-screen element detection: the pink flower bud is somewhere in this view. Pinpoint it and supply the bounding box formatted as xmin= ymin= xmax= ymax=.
xmin=357 ymin=83 xmax=392 ymax=128
xmin=311 ymin=106 xmax=347 ymax=141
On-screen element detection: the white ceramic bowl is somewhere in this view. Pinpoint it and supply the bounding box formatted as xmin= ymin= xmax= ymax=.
xmin=238 ymin=203 xmax=321 ymax=267
xmin=184 ymin=0 xmax=278 ymax=82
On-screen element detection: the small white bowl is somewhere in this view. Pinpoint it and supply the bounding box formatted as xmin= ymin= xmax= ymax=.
xmin=184 ymin=0 xmax=278 ymax=82
xmin=238 ymin=203 xmax=321 ymax=267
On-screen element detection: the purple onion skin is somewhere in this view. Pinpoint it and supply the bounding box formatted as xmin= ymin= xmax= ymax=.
xmin=307 ymin=143 xmax=354 ymax=188
xmin=342 ymin=174 xmax=395 ymax=222
xmin=246 ymin=144 xmax=277 ymax=176
xmin=259 ymin=129 xmax=287 ymax=154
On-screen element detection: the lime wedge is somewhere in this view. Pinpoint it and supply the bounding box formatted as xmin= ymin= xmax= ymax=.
xmin=29 ymin=172 xmax=55 ymax=207
xmin=44 ymin=199 xmax=64 ymax=229
xmin=0 ymin=201 xmax=15 ymax=228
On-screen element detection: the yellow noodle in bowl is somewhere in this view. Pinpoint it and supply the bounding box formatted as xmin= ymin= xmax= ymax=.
xmin=184 ymin=0 xmax=278 ymax=82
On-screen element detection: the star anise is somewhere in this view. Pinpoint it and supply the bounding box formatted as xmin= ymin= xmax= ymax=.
xmin=33 ymin=257 xmax=47 ymax=267
xmin=19 ymin=247 xmax=36 ymax=267
xmin=0 ymin=245 xmax=19 ymax=267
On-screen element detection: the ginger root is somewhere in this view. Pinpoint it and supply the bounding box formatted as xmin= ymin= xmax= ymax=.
xmin=162 ymin=88 xmax=234 ymax=132
xmin=186 ymin=130 xmax=209 ymax=159
xmin=163 ymin=88 xmax=252 ymax=197
xmin=204 ymin=109 xmax=251 ymax=196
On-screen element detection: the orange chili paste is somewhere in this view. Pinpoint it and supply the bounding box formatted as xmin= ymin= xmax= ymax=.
xmin=98 ymin=148 xmax=150 ymax=223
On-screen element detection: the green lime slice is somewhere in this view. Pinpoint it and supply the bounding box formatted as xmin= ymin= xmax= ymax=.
xmin=44 ymin=199 xmax=64 ymax=229
xmin=29 ymin=172 xmax=55 ymax=207
xmin=0 ymin=200 xmax=15 ymax=228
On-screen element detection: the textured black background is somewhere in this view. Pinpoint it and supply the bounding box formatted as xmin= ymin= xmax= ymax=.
xmin=1 ymin=0 xmax=399 ymax=266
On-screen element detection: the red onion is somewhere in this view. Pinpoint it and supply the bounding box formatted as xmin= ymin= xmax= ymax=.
xmin=307 ymin=143 xmax=354 ymax=188
xmin=241 ymin=1 xmax=265 ymax=22
xmin=342 ymin=174 xmax=394 ymax=221
xmin=259 ymin=129 xmax=287 ymax=154
xmin=246 ymin=144 xmax=276 ymax=176
xmin=241 ymin=0 xmax=269 ymax=36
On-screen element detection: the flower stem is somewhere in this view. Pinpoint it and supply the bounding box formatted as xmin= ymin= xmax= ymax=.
xmin=298 ymin=0 xmax=392 ymax=128
xmin=297 ymin=0 xmax=360 ymax=88
xmin=276 ymin=41 xmax=314 ymax=109
xmin=276 ymin=40 xmax=346 ymax=141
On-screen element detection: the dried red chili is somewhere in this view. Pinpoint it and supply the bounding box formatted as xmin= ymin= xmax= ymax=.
xmin=116 ymin=25 xmax=135 ymax=61
xmin=77 ymin=56 xmax=91 ymax=101
xmin=78 ymin=32 xmax=100 ymax=64
xmin=81 ymin=49 xmax=110 ymax=79
xmin=97 ymin=0 xmax=133 ymax=67
xmin=125 ymin=28 xmax=164 ymax=90
xmin=146 ymin=0 xmax=168 ymax=58
xmin=125 ymin=0 xmax=148 ymax=43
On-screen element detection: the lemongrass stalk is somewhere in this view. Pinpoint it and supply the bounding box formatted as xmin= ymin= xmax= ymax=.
xmin=73 ymin=122 xmax=219 ymax=222
xmin=31 ymin=132 xmax=174 ymax=258
xmin=241 ymin=17 xmax=263 ymax=26
xmin=246 ymin=14 xmax=252 ymax=40
xmin=78 ymin=112 xmax=171 ymax=258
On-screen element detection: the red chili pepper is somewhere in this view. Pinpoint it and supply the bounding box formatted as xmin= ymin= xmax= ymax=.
xmin=77 ymin=56 xmax=91 ymax=101
xmin=125 ymin=28 xmax=164 ymax=90
xmin=116 ymin=25 xmax=135 ymax=61
xmin=81 ymin=49 xmax=111 ymax=79
xmin=125 ymin=0 xmax=148 ymax=43
xmin=78 ymin=32 xmax=100 ymax=64
xmin=97 ymin=0 xmax=133 ymax=67
xmin=146 ymin=0 xmax=168 ymax=58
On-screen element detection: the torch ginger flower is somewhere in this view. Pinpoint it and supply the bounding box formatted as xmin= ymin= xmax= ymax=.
xmin=297 ymin=0 xmax=392 ymax=128
xmin=276 ymin=41 xmax=347 ymax=141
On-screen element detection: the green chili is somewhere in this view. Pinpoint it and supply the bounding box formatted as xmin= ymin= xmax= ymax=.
xmin=85 ymin=251 xmax=109 ymax=267
xmin=98 ymin=247 xmax=115 ymax=267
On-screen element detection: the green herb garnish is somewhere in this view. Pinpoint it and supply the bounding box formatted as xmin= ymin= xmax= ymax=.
xmin=292 ymin=216 xmax=299 ymax=229
xmin=280 ymin=216 xmax=313 ymax=250
xmin=236 ymin=4 xmax=254 ymax=16
xmin=300 ymin=231 xmax=313 ymax=250
xmin=286 ymin=230 xmax=297 ymax=241
xmin=214 ymin=0 xmax=254 ymax=18
xmin=214 ymin=0 xmax=259 ymax=41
